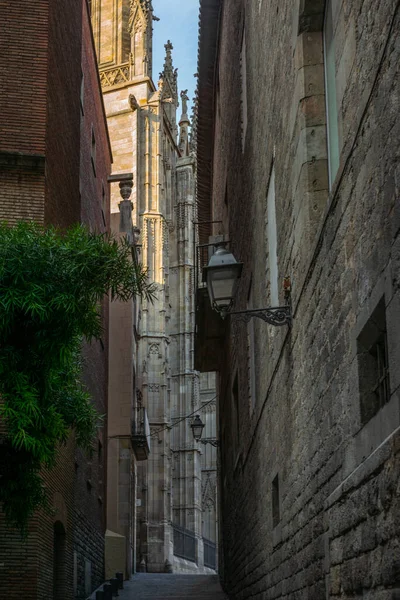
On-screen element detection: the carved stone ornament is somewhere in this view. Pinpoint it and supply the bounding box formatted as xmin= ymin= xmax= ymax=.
xmin=149 ymin=343 xmax=160 ymax=356
xmin=129 ymin=94 xmax=140 ymax=111
xmin=180 ymin=89 xmax=189 ymax=115
xmin=119 ymin=180 xmax=133 ymax=201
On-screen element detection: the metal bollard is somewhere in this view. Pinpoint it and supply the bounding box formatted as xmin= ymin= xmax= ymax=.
xmin=96 ymin=592 xmax=105 ymax=600
xmin=103 ymin=583 xmax=113 ymax=600
xmin=115 ymin=572 xmax=124 ymax=590
xmin=110 ymin=577 xmax=119 ymax=597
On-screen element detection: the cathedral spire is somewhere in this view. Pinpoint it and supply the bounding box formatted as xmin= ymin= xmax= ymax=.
xmin=163 ymin=40 xmax=174 ymax=76
xmin=129 ymin=0 xmax=159 ymax=79
xmin=160 ymin=40 xmax=178 ymax=102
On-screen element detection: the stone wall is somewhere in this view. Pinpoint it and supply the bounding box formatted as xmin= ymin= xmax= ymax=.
xmin=197 ymin=0 xmax=400 ymax=597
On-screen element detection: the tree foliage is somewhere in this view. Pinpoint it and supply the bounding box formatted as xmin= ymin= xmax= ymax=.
xmin=0 ymin=221 xmax=155 ymax=531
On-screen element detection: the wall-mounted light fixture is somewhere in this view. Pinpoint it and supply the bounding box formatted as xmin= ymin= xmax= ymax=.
xmin=202 ymin=244 xmax=292 ymax=326
xmin=190 ymin=415 xmax=219 ymax=447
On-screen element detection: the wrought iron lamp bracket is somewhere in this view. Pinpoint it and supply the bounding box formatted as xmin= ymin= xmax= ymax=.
xmin=230 ymin=305 xmax=292 ymax=327
xmin=200 ymin=438 xmax=219 ymax=447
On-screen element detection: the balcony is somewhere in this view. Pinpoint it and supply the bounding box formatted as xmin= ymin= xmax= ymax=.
xmin=194 ymin=241 xmax=227 ymax=373
xmin=131 ymin=406 xmax=150 ymax=461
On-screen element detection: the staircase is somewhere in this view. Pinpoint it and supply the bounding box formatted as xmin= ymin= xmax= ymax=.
xmin=117 ymin=574 xmax=228 ymax=599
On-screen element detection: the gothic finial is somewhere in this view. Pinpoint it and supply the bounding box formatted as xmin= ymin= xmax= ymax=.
xmin=131 ymin=0 xmax=153 ymax=13
xmin=164 ymin=40 xmax=174 ymax=74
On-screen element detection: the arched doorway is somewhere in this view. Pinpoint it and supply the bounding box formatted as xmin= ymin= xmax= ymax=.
xmin=53 ymin=521 xmax=67 ymax=599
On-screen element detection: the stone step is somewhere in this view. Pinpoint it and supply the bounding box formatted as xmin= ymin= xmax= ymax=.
xmin=114 ymin=574 xmax=228 ymax=599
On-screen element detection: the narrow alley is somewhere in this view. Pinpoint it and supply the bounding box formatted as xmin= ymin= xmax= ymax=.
xmin=0 ymin=0 xmax=399 ymax=599
xmin=109 ymin=575 xmax=228 ymax=600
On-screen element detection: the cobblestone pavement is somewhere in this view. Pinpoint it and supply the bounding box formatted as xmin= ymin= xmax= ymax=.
xmin=116 ymin=574 xmax=229 ymax=599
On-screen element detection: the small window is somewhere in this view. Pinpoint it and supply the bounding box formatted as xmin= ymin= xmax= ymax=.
xmin=232 ymin=374 xmax=239 ymax=448
xmin=357 ymin=298 xmax=390 ymax=425
xmin=324 ymin=0 xmax=340 ymax=187
xmin=98 ymin=440 xmax=103 ymax=461
xmin=101 ymin=181 xmax=106 ymax=228
xmin=91 ymin=127 xmax=96 ymax=176
xmin=80 ymin=70 xmax=84 ymax=115
xmin=272 ymin=474 xmax=280 ymax=528
xmin=266 ymin=166 xmax=279 ymax=306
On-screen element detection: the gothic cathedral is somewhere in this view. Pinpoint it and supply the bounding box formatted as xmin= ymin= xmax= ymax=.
xmin=90 ymin=0 xmax=217 ymax=574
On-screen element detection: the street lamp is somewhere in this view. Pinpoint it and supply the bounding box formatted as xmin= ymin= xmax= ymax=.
xmin=202 ymin=244 xmax=292 ymax=327
xmin=202 ymin=245 xmax=243 ymax=318
xmin=190 ymin=415 xmax=219 ymax=447
xmin=190 ymin=415 xmax=205 ymax=441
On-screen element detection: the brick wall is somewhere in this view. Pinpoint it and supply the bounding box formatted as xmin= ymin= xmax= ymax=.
xmin=0 ymin=1 xmax=48 ymax=156
xmin=44 ymin=0 xmax=82 ymax=227
xmin=73 ymin=2 xmax=112 ymax=597
xmin=0 ymin=1 xmax=112 ymax=598
xmin=0 ymin=165 xmax=45 ymax=224
xmin=0 ymin=439 xmax=75 ymax=600
xmin=197 ymin=0 xmax=400 ymax=597
xmin=0 ymin=0 xmax=48 ymax=224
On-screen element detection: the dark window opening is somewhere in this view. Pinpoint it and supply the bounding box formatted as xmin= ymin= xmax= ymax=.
xmin=91 ymin=127 xmax=96 ymax=177
xmin=80 ymin=70 xmax=84 ymax=116
xmin=101 ymin=182 xmax=107 ymax=228
xmin=232 ymin=374 xmax=239 ymax=447
xmin=53 ymin=521 xmax=67 ymax=600
xmin=357 ymin=298 xmax=390 ymax=425
xmin=272 ymin=474 xmax=280 ymax=528
xmin=98 ymin=440 xmax=103 ymax=461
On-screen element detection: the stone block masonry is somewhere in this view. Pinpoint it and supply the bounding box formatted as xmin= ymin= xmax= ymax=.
xmin=196 ymin=0 xmax=400 ymax=597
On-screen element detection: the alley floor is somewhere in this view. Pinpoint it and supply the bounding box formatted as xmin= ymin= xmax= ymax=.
xmin=114 ymin=574 xmax=228 ymax=599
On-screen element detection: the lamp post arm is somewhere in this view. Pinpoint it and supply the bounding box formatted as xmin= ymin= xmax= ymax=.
xmin=230 ymin=305 xmax=292 ymax=327
xmin=200 ymin=438 xmax=219 ymax=447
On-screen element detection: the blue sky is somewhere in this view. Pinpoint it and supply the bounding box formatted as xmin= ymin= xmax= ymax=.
xmin=152 ymin=0 xmax=199 ymax=118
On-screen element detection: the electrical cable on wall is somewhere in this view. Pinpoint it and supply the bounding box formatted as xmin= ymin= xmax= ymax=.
xmin=107 ymin=394 xmax=217 ymax=441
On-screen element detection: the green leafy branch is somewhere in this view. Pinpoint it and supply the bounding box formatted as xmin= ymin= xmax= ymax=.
xmin=0 ymin=221 xmax=156 ymax=531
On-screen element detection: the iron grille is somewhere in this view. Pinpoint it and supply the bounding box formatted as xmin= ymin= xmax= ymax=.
xmin=203 ymin=537 xmax=216 ymax=570
xmin=173 ymin=524 xmax=196 ymax=563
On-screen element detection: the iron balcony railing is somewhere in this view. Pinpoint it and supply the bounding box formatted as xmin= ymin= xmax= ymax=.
xmin=131 ymin=406 xmax=150 ymax=461
xmin=172 ymin=524 xmax=196 ymax=563
xmin=203 ymin=537 xmax=216 ymax=570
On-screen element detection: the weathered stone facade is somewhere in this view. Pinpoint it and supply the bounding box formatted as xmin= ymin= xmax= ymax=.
xmin=92 ymin=0 xmax=218 ymax=575
xmin=196 ymin=0 xmax=399 ymax=597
